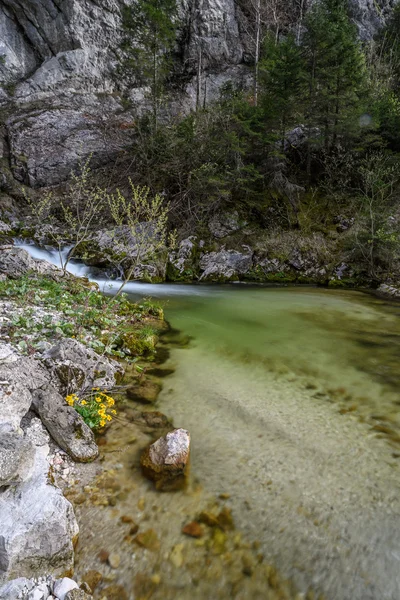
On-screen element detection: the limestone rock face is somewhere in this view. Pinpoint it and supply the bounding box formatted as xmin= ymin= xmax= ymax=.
xmin=141 ymin=428 xmax=190 ymax=491
xmin=0 ymin=0 xmax=394 ymax=189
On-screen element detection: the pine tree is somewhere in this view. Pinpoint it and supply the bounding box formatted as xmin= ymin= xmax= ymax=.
xmin=120 ymin=0 xmax=178 ymax=127
xmin=260 ymin=32 xmax=305 ymax=149
xmin=302 ymin=0 xmax=366 ymax=155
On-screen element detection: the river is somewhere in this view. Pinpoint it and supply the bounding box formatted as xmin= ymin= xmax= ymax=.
xmin=16 ymin=241 xmax=400 ymax=599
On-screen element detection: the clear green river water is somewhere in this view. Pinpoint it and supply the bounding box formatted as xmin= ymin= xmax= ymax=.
xmin=132 ymin=284 xmax=400 ymax=600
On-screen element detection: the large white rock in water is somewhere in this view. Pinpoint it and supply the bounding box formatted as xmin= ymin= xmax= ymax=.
xmin=141 ymin=428 xmax=190 ymax=491
xmin=0 ymin=419 xmax=79 ymax=582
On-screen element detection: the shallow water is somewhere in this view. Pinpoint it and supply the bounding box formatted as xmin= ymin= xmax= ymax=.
xmin=132 ymin=285 xmax=400 ymax=599
xmin=17 ymin=243 xmax=400 ymax=598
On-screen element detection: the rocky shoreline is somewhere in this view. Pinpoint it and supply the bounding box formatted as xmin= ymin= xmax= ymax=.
xmin=0 ymin=244 xmax=169 ymax=599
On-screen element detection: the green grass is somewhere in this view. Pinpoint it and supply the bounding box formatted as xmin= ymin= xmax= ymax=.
xmin=0 ymin=275 xmax=164 ymax=361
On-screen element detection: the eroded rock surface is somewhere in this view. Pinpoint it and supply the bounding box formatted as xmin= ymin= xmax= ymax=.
xmin=199 ymin=247 xmax=253 ymax=281
xmin=0 ymin=418 xmax=78 ymax=582
xmin=141 ymin=428 xmax=190 ymax=491
xmin=43 ymin=338 xmax=123 ymax=395
xmin=0 ymin=246 xmax=66 ymax=280
xmin=0 ymin=431 xmax=34 ymax=487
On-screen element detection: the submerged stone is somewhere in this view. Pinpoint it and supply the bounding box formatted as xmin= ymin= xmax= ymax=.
xmin=140 ymin=428 xmax=190 ymax=491
xmin=134 ymin=529 xmax=160 ymax=552
xmin=126 ymin=380 xmax=162 ymax=404
xmin=182 ymin=521 xmax=204 ymax=538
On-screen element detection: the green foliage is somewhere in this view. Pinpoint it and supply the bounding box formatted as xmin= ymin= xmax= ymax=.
xmin=66 ymin=390 xmax=117 ymax=431
xmin=119 ymin=0 xmax=178 ymax=123
xmin=25 ymin=158 xmax=108 ymax=272
xmin=0 ymin=276 xmax=164 ymax=361
xmin=302 ymin=0 xmax=367 ymax=151
xmin=260 ymin=32 xmax=305 ymax=147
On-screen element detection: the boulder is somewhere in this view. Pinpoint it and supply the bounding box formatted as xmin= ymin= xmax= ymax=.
xmin=32 ymin=385 xmax=98 ymax=463
xmin=141 ymin=428 xmax=190 ymax=491
xmin=0 ymin=577 xmax=36 ymax=600
xmin=0 ymin=419 xmax=79 ymax=582
xmin=377 ymin=284 xmax=400 ymax=299
xmin=43 ymin=338 xmax=123 ymax=395
xmin=199 ymin=248 xmax=253 ymax=281
xmin=0 ymin=431 xmax=35 ymax=486
xmin=0 ymin=350 xmax=41 ymax=431
xmin=0 ymin=246 xmax=65 ymax=280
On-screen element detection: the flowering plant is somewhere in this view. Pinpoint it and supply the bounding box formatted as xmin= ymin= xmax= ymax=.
xmin=66 ymin=389 xmax=117 ymax=430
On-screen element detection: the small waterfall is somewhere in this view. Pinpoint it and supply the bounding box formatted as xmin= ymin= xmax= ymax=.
xmin=14 ymin=239 xmax=209 ymax=297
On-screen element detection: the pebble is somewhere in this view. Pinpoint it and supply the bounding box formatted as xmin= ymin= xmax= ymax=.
xmin=108 ymin=552 xmax=121 ymax=569
xmin=182 ymin=521 xmax=204 ymax=538
xmin=169 ymin=543 xmax=184 ymax=568
xmin=53 ymin=578 xmax=78 ymax=600
xmin=98 ymin=549 xmax=109 ymax=563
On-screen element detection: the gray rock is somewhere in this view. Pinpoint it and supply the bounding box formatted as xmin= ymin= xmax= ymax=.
xmin=199 ymin=247 xmax=253 ymax=280
xmin=0 ymin=577 xmax=34 ymax=600
xmin=141 ymin=428 xmax=191 ymax=491
xmin=377 ymin=283 xmax=400 ymax=299
xmin=7 ymin=103 xmax=129 ymax=188
xmin=0 ymin=431 xmax=34 ymax=486
xmin=0 ymin=341 xmax=98 ymax=462
xmin=0 ymin=247 xmax=65 ymax=279
xmin=53 ymin=578 xmax=78 ymax=600
xmin=43 ymin=338 xmax=123 ymax=394
xmin=92 ymin=226 xmax=168 ymax=283
xmin=209 ymin=212 xmax=244 ymax=239
xmin=0 ymin=353 xmax=38 ymax=431
xmin=27 ymin=582 xmax=51 ymax=600
xmin=0 ymin=419 xmax=78 ymax=582
xmin=168 ymin=237 xmax=197 ymax=278
xmin=32 ymin=385 xmax=98 ymax=463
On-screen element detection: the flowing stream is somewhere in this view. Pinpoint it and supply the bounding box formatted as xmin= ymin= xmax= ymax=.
xmin=16 ymin=241 xmax=400 ymax=599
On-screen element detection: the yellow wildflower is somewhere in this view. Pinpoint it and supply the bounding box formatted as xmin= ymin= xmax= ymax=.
xmin=107 ymin=398 xmax=115 ymax=406
xmin=111 ymin=409 xmax=117 ymax=415
xmin=106 ymin=415 xmax=112 ymax=422
xmin=99 ymin=403 xmax=106 ymax=410
xmin=95 ymin=397 xmax=101 ymax=403
xmin=100 ymin=420 xmax=106 ymax=427
xmin=81 ymin=400 xmax=87 ymax=406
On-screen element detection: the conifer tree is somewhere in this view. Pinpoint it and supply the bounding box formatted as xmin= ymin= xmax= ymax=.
xmin=120 ymin=0 xmax=178 ymax=127
xmin=302 ymin=0 xmax=366 ymax=155
xmin=260 ymin=32 xmax=305 ymax=149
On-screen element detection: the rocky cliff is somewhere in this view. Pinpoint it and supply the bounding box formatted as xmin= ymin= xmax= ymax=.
xmin=0 ymin=0 xmax=398 ymax=191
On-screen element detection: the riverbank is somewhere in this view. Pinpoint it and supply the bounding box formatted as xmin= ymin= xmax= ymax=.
xmin=0 ymin=244 xmax=308 ymax=600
